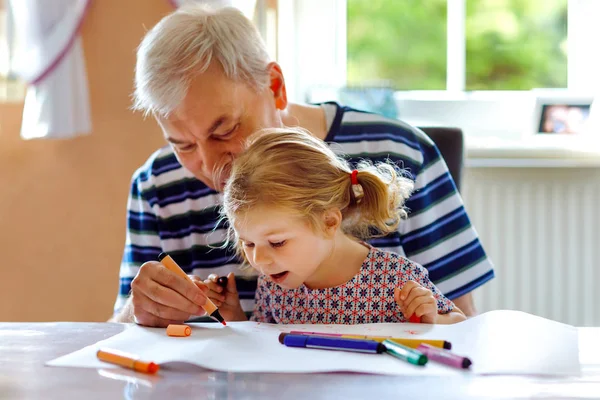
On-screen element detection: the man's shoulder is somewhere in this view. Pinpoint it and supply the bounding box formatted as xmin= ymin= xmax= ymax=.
xmin=329 ymin=104 xmax=435 ymax=148
xmin=323 ymin=103 xmax=437 ymax=172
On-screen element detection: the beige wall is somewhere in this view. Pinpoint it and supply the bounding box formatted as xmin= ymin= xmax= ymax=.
xmin=0 ymin=0 xmax=171 ymax=321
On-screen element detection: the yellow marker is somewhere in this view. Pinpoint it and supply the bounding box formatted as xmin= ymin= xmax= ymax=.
xmin=350 ymin=336 xmax=451 ymax=350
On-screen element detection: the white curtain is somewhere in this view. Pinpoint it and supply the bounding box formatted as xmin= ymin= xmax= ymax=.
xmin=8 ymin=0 xmax=92 ymax=139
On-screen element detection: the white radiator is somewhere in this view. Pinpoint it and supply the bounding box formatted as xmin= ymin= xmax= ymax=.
xmin=463 ymin=167 xmax=600 ymax=327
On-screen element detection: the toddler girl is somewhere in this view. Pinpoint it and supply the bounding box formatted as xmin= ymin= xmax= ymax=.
xmin=204 ymin=128 xmax=465 ymax=325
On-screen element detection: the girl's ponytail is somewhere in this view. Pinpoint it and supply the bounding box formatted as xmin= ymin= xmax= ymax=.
xmin=342 ymin=160 xmax=414 ymax=239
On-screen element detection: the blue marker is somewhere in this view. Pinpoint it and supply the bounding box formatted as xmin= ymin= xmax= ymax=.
xmin=278 ymin=333 xmax=385 ymax=354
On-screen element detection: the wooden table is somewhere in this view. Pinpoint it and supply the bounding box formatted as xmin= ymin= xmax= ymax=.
xmin=0 ymin=323 xmax=599 ymax=399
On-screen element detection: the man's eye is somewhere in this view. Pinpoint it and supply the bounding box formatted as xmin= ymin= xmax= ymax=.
xmin=270 ymin=240 xmax=286 ymax=248
xmin=216 ymin=123 xmax=240 ymax=139
xmin=177 ymin=144 xmax=196 ymax=153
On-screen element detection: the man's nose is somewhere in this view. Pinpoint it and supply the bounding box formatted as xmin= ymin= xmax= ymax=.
xmin=198 ymin=142 xmax=239 ymax=175
xmin=196 ymin=142 xmax=225 ymax=172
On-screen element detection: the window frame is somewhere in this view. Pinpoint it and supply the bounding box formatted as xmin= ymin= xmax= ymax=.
xmin=340 ymin=0 xmax=596 ymax=94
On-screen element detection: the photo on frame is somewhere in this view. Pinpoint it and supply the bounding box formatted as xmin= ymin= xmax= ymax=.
xmin=532 ymin=92 xmax=594 ymax=135
xmin=538 ymin=104 xmax=591 ymax=134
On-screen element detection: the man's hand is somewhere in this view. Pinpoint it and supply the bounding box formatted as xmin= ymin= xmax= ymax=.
xmin=111 ymin=261 xmax=210 ymax=327
xmin=451 ymin=292 xmax=477 ymax=317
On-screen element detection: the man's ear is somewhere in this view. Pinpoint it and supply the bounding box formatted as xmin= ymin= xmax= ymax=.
xmin=321 ymin=208 xmax=342 ymax=238
xmin=267 ymin=62 xmax=288 ymax=110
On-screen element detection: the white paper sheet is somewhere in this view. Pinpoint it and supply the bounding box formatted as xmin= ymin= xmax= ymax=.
xmin=47 ymin=310 xmax=580 ymax=376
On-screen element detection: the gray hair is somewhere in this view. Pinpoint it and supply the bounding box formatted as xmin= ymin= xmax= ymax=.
xmin=133 ymin=5 xmax=271 ymax=117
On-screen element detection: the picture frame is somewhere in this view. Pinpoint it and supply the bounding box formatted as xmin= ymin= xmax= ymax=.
xmin=531 ymin=90 xmax=595 ymax=136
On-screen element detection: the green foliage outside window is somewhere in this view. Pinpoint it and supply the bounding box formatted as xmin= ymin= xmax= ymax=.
xmin=347 ymin=0 xmax=567 ymax=90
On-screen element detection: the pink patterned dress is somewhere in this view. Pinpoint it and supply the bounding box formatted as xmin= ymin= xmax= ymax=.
xmin=251 ymin=246 xmax=455 ymax=324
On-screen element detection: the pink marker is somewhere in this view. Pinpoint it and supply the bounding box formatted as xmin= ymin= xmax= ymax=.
xmin=417 ymin=344 xmax=472 ymax=369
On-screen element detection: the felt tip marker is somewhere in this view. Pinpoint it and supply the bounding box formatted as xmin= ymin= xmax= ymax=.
xmin=409 ymin=314 xmax=421 ymax=323
xmin=279 ymin=333 xmax=385 ymax=354
xmin=417 ymin=344 xmax=472 ymax=369
xmin=288 ymin=331 xmax=451 ymax=350
xmin=158 ymin=252 xmax=226 ymax=326
xmin=97 ymin=348 xmax=159 ymax=374
xmin=383 ymin=339 xmax=428 ymax=366
xmin=216 ymin=276 xmax=228 ymax=288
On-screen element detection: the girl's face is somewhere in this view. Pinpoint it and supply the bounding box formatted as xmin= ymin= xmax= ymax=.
xmin=233 ymin=206 xmax=335 ymax=289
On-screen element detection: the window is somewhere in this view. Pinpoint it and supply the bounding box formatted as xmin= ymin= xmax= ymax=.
xmin=0 ymin=1 xmax=10 ymax=88
xmin=253 ymin=0 xmax=279 ymax=61
xmin=347 ymin=0 xmax=568 ymax=91
xmin=347 ymin=0 xmax=447 ymax=90
xmin=0 ymin=0 xmax=24 ymax=102
xmin=466 ymin=0 xmax=567 ymax=90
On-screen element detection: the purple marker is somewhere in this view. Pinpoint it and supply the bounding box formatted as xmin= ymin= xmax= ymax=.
xmin=417 ymin=344 xmax=472 ymax=369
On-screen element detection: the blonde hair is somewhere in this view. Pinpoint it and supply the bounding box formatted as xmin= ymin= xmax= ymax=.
xmin=133 ymin=4 xmax=271 ymax=117
xmin=222 ymin=128 xmax=414 ymax=252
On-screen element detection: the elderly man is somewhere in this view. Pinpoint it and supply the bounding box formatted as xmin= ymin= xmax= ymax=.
xmin=111 ymin=5 xmax=494 ymax=327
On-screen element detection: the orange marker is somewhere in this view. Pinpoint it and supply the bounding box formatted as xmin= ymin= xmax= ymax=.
xmin=167 ymin=324 xmax=192 ymax=337
xmin=97 ymin=348 xmax=159 ymax=374
xmin=158 ymin=252 xmax=227 ymax=326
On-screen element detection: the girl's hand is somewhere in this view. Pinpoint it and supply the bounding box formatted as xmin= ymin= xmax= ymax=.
xmin=395 ymin=280 xmax=439 ymax=324
xmin=201 ymin=272 xmax=247 ymax=321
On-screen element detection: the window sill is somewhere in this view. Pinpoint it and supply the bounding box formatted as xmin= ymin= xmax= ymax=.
xmin=465 ymin=136 xmax=600 ymax=168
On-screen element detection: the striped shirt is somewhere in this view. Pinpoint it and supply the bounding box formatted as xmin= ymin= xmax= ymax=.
xmin=114 ymin=102 xmax=495 ymax=315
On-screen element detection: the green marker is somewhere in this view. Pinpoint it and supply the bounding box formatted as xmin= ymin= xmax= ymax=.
xmin=383 ymin=339 xmax=428 ymax=366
